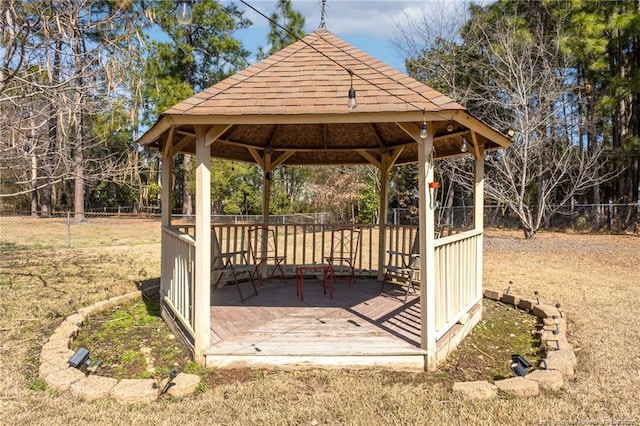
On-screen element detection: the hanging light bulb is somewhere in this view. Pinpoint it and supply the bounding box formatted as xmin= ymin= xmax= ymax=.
xmin=420 ymin=121 xmax=427 ymax=139
xmin=176 ymin=0 xmax=193 ymax=25
xmin=347 ymin=70 xmax=357 ymax=110
xmin=446 ymin=121 xmax=454 ymax=132
xmin=420 ymin=110 xmax=427 ymax=139
xmin=348 ymin=87 xmax=357 ymax=109
xmin=460 ymin=136 xmax=468 ymax=153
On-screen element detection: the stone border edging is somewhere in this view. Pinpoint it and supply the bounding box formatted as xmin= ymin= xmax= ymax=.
xmin=38 ymin=290 xmax=200 ymax=404
xmin=452 ymin=289 xmax=577 ymax=400
xmin=39 ymin=288 xmax=575 ymax=402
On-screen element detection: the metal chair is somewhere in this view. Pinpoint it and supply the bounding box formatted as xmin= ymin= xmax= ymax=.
xmin=381 ymin=233 xmax=420 ymax=302
xmin=212 ymin=250 xmax=258 ymax=303
xmin=325 ymin=228 xmax=360 ymax=286
xmin=381 ymin=251 xmax=420 ymax=302
xmin=248 ymin=226 xmax=288 ymax=287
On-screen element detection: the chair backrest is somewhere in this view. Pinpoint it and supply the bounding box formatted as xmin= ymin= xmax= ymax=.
xmin=328 ymin=228 xmax=361 ymax=264
xmin=247 ymin=226 xmax=279 ymax=263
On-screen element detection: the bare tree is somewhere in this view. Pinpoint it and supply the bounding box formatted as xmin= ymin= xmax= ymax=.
xmin=467 ymin=17 xmax=616 ymax=238
xmin=0 ymin=0 xmax=148 ymax=217
xmin=395 ymin=3 xmax=617 ymax=238
xmin=307 ymin=166 xmax=370 ymax=223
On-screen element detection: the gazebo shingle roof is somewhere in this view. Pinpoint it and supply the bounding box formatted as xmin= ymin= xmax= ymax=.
xmin=163 ymin=29 xmax=464 ymax=116
xmin=139 ymin=29 xmax=510 ymax=165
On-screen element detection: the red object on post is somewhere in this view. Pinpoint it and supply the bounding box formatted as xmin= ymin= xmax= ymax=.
xmin=428 ymin=182 xmax=439 ymax=189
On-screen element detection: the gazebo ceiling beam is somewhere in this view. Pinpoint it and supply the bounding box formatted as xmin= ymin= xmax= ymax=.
xmin=470 ymin=131 xmax=481 ymax=159
xmin=386 ymin=147 xmax=405 ymax=173
xmin=171 ymin=134 xmax=195 ymax=156
xmin=322 ymin=123 xmax=328 ymax=150
xmin=265 ymin=124 xmax=281 ymax=148
xmin=356 ymin=149 xmax=381 ymax=169
xmin=246 ymin=147 xmax=296 ymax=171
xmin=162 ymin=127 xmax=174 ymax=159
xmin=162 ymin=111 xmax=454 ymax=127
xmin=452 ymin=110 xmax=511 ymax=148
xmin=367 ymin=123 xmax=384 ymax=146
xmin=395 ymin=121 xmax=423 ymax=143
xmin=205 ymin=124 xmax=232 ymax=147
xmin=271 ymin=150 xmax=296 ymax=168
xmin=247 ymin=146 xmax=264 ymax=169
xmin=214 ymin=137 xmax=410 ymax=153
xmin=442 ymin=130 xmax=467 ymax=140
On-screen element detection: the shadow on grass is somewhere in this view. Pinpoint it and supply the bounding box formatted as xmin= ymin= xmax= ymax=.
xmin=135 ymin=277 xmax=161 ymax=317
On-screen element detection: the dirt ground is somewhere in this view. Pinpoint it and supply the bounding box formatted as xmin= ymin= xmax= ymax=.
xmin=1 ymin=221 xmax=639 ymax=425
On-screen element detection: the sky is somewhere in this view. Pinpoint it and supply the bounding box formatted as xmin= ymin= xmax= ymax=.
xmin=228 ymin=0 xmax=481 ymax=73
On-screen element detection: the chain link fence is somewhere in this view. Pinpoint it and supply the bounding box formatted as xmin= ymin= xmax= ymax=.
xmin=2 ymin=204 xmax=638 ymax=250
xmin=390 ymin=203 xmax=640 ymax=234
xmin=0 ymin=211 xmax=328 ymax=250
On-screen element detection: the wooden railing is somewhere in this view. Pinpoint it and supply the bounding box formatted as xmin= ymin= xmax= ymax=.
xmin=434 ymin=230 xmax=482 ymax=339
xmin=161 ymin=226 xmax=196 ymax=339
xmin=211 ymin=223 xmax=378 ymax=274
xmin=161 ymin=222 xmax=482 ymax=344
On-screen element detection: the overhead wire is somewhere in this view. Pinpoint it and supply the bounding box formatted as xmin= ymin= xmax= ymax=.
xmin=237 ymin=0 xmax=433 ymax=114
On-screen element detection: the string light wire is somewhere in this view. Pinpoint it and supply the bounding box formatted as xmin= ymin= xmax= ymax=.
xmin=237 ymin=0 xmax=433 ymax=114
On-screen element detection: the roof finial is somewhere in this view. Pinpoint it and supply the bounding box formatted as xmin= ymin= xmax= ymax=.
xmin=319 ymin=0 xmax=327 ymax=29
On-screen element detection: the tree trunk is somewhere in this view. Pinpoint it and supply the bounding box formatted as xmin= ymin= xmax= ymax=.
xmin=41 ymin=42 xmax=61 ymax=217
xmin=31 ymin=151 xmax=38 ymax=216
xmin=182 ymin=153 xmax=193 ymax=215
xmin=73 ymin=69 xmax=84 ymax=220
xmin=73 ymin=115 xmax=84 ymax=221
xmin=586 ymin=79 xmax=600 ymax=204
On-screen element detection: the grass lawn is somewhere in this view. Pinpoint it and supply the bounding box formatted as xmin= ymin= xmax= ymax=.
xmin=1 ymin=217 xmax=639 ymax=425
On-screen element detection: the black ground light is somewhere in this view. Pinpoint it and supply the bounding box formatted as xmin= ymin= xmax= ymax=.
xmin=160 ymin=370 xmax=179 ymax=395
xmin=510 ymin=354 xmax=532 ymax=377
xmin=68 ymin=347 xmax=102 ymax=374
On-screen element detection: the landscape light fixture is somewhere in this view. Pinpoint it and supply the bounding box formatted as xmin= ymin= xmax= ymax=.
xmin=347 ymin=69 xmax=357 ymax=110
xmin=176 ymin=0 xmax=193 ymax=25
xmin=68 ymin=347 xmax=102 ymax=375
xmin=534 ymin=290 xmax=540 ymax=304
xmin=460 ymin=136 xmax=468 ymax=153
xmin=420 ymin=110 xmax=427 ymax=139
xmin=556 ymin=303 xmax=563 ymax=318
xmin=510 ymin=354 xmax=531 ymax=377
xmin=552 ymin=315 xmax=560 ymax=335
xmin=160 ymin=370 xmax=179 ymax=395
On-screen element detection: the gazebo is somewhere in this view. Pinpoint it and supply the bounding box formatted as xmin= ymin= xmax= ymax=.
xmin=138 ymin=28 xmax=511 ymax=371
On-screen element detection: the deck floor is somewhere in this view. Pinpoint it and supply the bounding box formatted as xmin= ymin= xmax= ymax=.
xmin=207 ymin=276 xmax=426 ymax=369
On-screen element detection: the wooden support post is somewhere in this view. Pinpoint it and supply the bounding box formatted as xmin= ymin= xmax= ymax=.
xmin=262 ymin=153 xmax=272 ymax=227
xmin=160 ymin=142 xmax=173 ymax=299
xmin=378 ymin=154 xmax=390 ymax=281
xmin=161 ymin=134 xmax=173 ymax=228
xmin=418 ymin=125 xmax=437 ymax=371
xmin=193 ymin=126 xmax=211 ymax=365
xmin=473 ymin=141 xmax=485 ymax=299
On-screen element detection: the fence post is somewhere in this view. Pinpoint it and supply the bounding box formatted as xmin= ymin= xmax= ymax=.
xmin=608 ymin=199 xmax=613 ymax=230
xmin=67 ymin=211 xmax=71 ymax=248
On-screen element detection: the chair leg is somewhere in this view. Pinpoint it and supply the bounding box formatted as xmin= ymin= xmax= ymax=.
xmin=233 ymin=273 xmax=245 ymax=302
xmin=273 ymin=261 xmax=288 ymax=286
xmin=295 ymin=268 xmax=304 ymax=301
xmin=234 ymin=270 xmax=258 ymax=303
